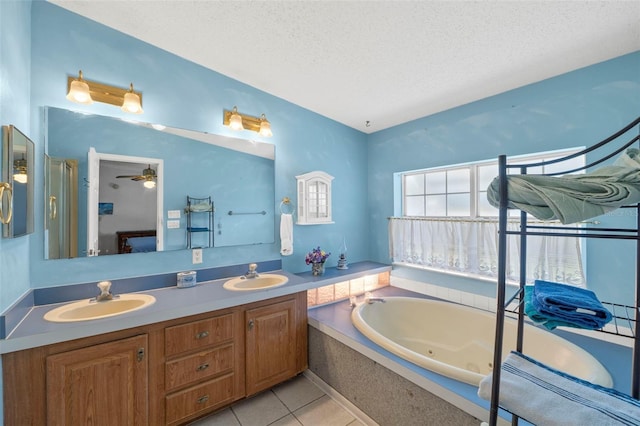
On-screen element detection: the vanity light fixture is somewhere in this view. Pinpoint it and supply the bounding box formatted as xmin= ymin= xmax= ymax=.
xmin=13 ymin=157 xmax=27 ymax=184
xmin=66 ymin=70 xmax=144 ymax=114
xmin=223 ymin=106 xmax=273 ymax=137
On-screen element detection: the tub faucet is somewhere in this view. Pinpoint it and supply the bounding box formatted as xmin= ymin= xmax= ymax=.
xmin=365 ymin=296 xmax=385 ymax=304
xmin=92 ymin=280 xmax=116 ymax=302
xmin=244 ymin=263 xmax=259 ymax=279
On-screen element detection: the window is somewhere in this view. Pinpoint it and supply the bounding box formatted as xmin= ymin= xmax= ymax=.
xmin=401 ymin=148 xmax=585 ymax=218
xmin=404 ymin=168 xmax=470 ymax=216
xmin=392 ymin=148 xmax=587 ymax=286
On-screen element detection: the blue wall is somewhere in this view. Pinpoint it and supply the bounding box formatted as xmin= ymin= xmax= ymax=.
xmin=25 ymin=1 xmax=369 ymax=290
xmin=0 ymin=0 xmax=33 ymax=420
xmin=1 ymin=0 xmax=638 ymax=421
xmin=0 ymin=0 xmax=32 ymax=316
xmin=367 ymin=51 xmax=640 ymax=305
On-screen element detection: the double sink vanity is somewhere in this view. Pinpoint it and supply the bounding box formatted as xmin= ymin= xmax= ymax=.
xmin=2 ymin=266 xmax=317 ymax=425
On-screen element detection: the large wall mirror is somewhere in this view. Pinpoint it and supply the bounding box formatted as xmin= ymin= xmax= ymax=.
xmin=2 ymin=125 xmax=35 ymax=238
xmin=45 ymin=106 xmax=275 ymax=260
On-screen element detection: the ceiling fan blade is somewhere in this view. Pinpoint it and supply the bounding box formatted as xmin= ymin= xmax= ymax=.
xmin=116 ymin=174 xmax=143 ymax=179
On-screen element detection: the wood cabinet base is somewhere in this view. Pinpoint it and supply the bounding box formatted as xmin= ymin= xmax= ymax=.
xmin=3 ymin=292 xmax=307 ymax=425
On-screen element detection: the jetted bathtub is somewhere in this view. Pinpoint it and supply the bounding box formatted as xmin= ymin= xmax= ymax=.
xmin=351 ymin=296 xmax=613 ymax=387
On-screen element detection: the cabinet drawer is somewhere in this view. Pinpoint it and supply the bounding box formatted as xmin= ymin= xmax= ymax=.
xmin=165 ymin=313 xmax=234 ymax=356
xmin=165 ymin=344 xmax=234 ymax=391
xmin=165 ymin=373 xmax=236 ymax=425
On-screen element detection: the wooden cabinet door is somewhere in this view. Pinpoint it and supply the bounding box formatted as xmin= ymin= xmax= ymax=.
xmin=46 ymin=334 xmax=148 ymax=426
xmin=245 ymin=299 xmax=296 ymax=395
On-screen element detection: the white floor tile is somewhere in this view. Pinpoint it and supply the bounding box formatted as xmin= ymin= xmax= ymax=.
xmin=273 ymin=375 xmax=325 ymax=411
xmin=293 ymin=395 xmax=355 ymax=426
xmin=187 ymin=407 xmax=240 ymax=425
xmin=232 ymin=391 xmax=290 ymax=426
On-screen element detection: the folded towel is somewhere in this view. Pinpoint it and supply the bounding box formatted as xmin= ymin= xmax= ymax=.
xmin=524 ymin=286 xmax=577 ymax=330
xmin=531 ymin=280 xmax=612 ymax=330
xmin=486 ymin=148 xmax=640 ymax=224
xmin=280 ymin=213 xmax=293 ymax=256
xmin=190 ymin=202 xmax=212 ymax=212
xmin=478 ymin=351 xmax=640 ymax=425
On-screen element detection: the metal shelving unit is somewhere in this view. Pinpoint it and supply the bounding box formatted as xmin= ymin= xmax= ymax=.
xmin=489 ymin=117 xmax=640 ymax=425
xmin=185 ymin=195 xmax=214 ymax=249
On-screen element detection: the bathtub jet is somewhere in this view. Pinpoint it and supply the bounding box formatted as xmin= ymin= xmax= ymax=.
xmin=351 ymin=296 xmax=612 ymax=387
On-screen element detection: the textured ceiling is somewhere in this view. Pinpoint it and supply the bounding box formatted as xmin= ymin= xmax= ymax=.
xmin=50 ymin=1 xmax=640 ymax=133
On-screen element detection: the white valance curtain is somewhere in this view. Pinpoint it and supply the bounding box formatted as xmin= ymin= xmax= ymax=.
xmin=388 ymin=217 xmax=585 ymax=286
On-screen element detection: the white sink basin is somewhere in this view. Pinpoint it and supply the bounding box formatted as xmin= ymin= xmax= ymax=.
xmin=44 ymin=293 xmax=156 ymax=322
xmin=223 ymin=274 xmax=289 ymax=291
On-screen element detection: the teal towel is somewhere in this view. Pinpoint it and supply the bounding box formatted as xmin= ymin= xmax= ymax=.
xmin=487 ymin=148 xmax=640 ymax=224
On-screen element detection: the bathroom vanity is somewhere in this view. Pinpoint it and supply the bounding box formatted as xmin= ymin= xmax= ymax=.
xmin=3 ymin=292 xmax=307 ymax=425
xmin=1 ymin=261 xmax=391 ymax=425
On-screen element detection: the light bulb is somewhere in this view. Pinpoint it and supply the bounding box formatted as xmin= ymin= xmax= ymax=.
xmin=228 ymin=107 xmax=244 ymax=130
xmin=121 ymin=84 xmax=143 ymax=114
xmin=66 ymin=71 xmax=94 ymax=105
xmin=13 ymin=173 xmax=27 ymax=184
xmin=259 ymin=115 xmax=273 ymax=137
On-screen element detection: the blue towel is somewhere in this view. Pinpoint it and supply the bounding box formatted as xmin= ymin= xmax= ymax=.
xmin=531 ymin=280 xmax=612 ymax=330
xmin=478 ymin=351 xmax=639 ymax=425
xmin=524 ymin=286 xmax=578 ymax=330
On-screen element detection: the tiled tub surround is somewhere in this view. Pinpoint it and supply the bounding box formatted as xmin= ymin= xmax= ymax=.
xmin=308 ymin=286 xmax=634 ymax=425
xmin=0 ymin=261 xmax=391 ymax=353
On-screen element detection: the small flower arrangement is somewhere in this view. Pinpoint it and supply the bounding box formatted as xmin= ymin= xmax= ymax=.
xmin=305 ymin=246 xmax=331 ymax=264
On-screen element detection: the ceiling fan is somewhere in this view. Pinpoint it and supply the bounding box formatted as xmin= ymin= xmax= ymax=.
xmin=116 ymin=164 xmax=156 ymax=188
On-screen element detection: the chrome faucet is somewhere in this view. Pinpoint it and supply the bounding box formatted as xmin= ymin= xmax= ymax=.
xmin=244 ymin=263 xmax=259 ymax=279
xmin=92 ymin=280 xmax=116 ymax=302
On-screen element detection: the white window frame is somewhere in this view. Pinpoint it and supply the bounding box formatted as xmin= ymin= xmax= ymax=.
xmin=401 ymin=148 xmax=585 ymax=219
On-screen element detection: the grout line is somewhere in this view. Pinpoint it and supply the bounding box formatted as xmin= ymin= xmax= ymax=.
xmin=302 ymin=370 xmax=379 ymax=426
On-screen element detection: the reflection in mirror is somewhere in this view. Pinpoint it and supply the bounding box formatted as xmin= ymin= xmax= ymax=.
xmin=2 ymin=125 xmax=34 ymax=238
xmin=89 ymin=151 xmax=163 ymax=257
xmin=46 ymin=155 xmax=78 ymax=258
xmin=44 ymin=107 xmax=275 ymax=260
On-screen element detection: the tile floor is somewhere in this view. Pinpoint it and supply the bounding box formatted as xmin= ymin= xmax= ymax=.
xmin=188 ymin=374 xmax=366 ymax=426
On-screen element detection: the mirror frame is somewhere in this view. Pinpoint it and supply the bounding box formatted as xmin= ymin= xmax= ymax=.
xmin=2 ymin=125 xmax=35 ymax=238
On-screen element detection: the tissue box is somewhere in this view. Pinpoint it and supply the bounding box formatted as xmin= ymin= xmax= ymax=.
xmin=177 ymin=271 xmax=197 ymax=288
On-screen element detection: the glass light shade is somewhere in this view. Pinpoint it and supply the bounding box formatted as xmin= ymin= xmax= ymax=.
xmin=121 ymin=92 xmax=144 ymax=114
xmin=13 ymin=172 xmax=27 ymax=184
xmin=66 ymin=80 xmax=94 ymax=104
xmin=13 ymin=158 xmax=27 ymax=183
xmin=339 ymin=237 xmax=347 ymax=256
xmin=229 ymin=111 xmax=244 ymax=130
xmin=259 ymin=117 xmax=273 ymax=137
xmin=143 ymin=179 xmax=156 ymax=189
